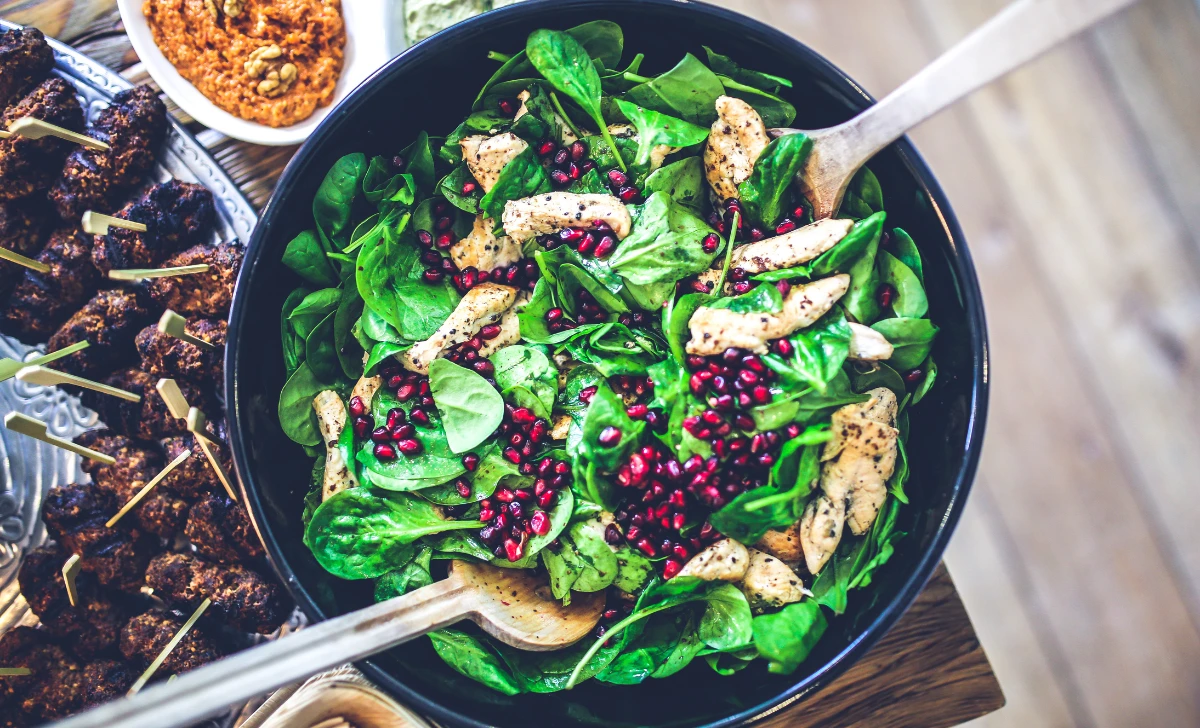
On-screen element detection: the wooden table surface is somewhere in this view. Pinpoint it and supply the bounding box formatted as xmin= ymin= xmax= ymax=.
xmin=0 ymin=2 xmax=1005 ymax=726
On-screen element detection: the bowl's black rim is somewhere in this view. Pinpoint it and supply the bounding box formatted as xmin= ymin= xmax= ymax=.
xmin=226 ymin=0 xmax=990 ymax=725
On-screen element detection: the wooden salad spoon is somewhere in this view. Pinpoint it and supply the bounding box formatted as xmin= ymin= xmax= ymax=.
xmin=54 ymin=560 xmax=605 ymax=728
xmin=774 ymin=0 xmax=1139 ymax=220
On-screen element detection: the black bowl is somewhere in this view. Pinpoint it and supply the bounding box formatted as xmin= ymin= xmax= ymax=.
xmin=226 ymin=1 xmax=989 ymax=725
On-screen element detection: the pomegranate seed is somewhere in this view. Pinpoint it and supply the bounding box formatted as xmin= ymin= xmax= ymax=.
xmin=512 ymin=408 xmax=536 ymax=425
xmin=479 ymin=508 xmax=495 ymax=522
xmin=537 ymin=140 xmax=556 ymax=156
xmin=529 ymin=510 xmax=551 ymax=535
xmin=473 ymin=360 xmax=494 ymax=376
xmin=416 ymin=230 xmax=433 ymax=247
xmin=758 ymin=453 xmax=776 ymax=467
xmin=776 ymin=219 xmax=798 ymax=235
xmin=462 ymin=181 xmax=477 ymax=195
xmin=750 ymin=228 xmax=766 ymax=241
xmin=456 ymin=479 xmax=472 ymax=498
xmin=617 ymin=186 xmax=639 ymax=203
xmin=503 ymin=447 xmax=522 ymax=464
xmin=461 ymin=267 xmax=478 ymax=290
xmin=371 ymin=427 xmax=390 ymax=443
xmin=598 ymin=426 xmax=622 ymax=447
xmin=397 ymin=438 xmax=423 ymax=456
xmin=529 ymin=419 xmax=548 ymax=442
xmin=348 ymin=396 xmax=365 ymax=417
xmin=773 ymin=338 xmax=793 ymax=357
xmin=701 ymin=233 xmax=720 ymax=253
xmin=752 ymin=385 xmax=772 ymax=404
xmin=559 ymin=228 xmax=584 ymax=243
xmin=793 ymin=205 xmax=806 ymax=218
xmin=607 ymin=169 xmax=628 ymax=187
xmin=570 ymin=141 xmax=587 ymax=161
xmin=594 ymin=235 xmax=616 ymax=258
xmin=504 ymin=538 xmax=523 ymax=562
xmin=352 ymin=417 xmax=371 ymax=438
xmin=373 ymin=443 xmax=397 ymax=460
xmin=878 ymin=284 xmax=897 ymax=308
xmin=537 ymin=490 xmax=555 ymax=508
xmin=662 ymin=558 xmax=683 ymax=579
xmin=495 ymin=488 xmax=515 ymax=503
xmin=422 ymin=269 xmax=443 ymax=283
xmin=671 ymin=512 xmax=687 ymax=530
xmin=578 ymin=386 xmax=597 ymax=403
xmin=479 ymin=324 xmax=501 ymax=340
xmin=636 ymin=538 xmax=657 ymax=557
xmin=577 ymin=233 xmax=596 ymax=256
xmin=626 ymin=404 xmax=648 ymax=419
xmin=498 ymin=98 xmax=515 ymax=115
xmin=553 ymin=148 xmax=570 ymax=166
xmin=392 ymin=423 xmax=415 ymax=441
xmin=386 ymin=408 xmax=405 ymax=428
xmin=904 ymin=368 xmax=924 ymax=384
xmin=410 ymin=408 xmax=431 ymax=427
xmin=568 ymin=161 xmax=582 ymax=180
xmin=733 ymin=413 xmax=756 ymax=430
xmin=462 ymin=453 xmax=480 ymax=472
xmin=545 ymin=308 xmax=563 ymax=323
xmin=739 ymin=369 xmax=760 ymax=386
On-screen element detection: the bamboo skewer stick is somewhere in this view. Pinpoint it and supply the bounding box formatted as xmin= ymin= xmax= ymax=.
xmin=17 ymin=365 xmax=141 ymax=402
xmin=310 ymin=718 xmax=351 ymax=728
xmin=0 ymin=341 xmax=90 ymax=382
xmin=106 ymin=450 xmax=192 ymax=528
xmin=158 ymin=310 xmax=216 ymax=351
xmin=187 ymin=408 xmax=237 ymax=501
xmin=0 ymin=668 xmax=32 ymax=676
xmin=0 ymin=117 xmax=109 ymax=151
xmin=4 ymin=413 xmax=115 ymax=464
xmin=109 ymin=264 xmax=209 ymax=282
xmin=156 ymin=378 xmax=191 ymax=419
xmin=62 ymin=553 xmax=82 ymax=607
xmin=127 ymin=598 xmax=212 ymax=696
xmin=81 ymin=211 xmax=147 ymax=236
xmin=0 ymin=246 xmax=50 ymax=273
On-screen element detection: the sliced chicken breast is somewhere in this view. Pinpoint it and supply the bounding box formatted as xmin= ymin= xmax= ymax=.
xmin=451 ymin=215 xmax=523 ymax=272
xmin=729 ymin=219 xmax=853 ymax=274
xmin=703 ymin=96 xmax=769 ymax=201
xmin=677 ymin=538 xmax=750 ymax=581
xmin=398 ymin=283 xmax=519 ymax=374
xmin=798 ymin=493 xmax=845 ymax=575
xmin=685 ymin=274 xmax=850 ymax=356
xmin=312 ymin=391 xmax=358 ymax=500
xmin=477 ymin=290 xmax=528 ymax=358
xmin=847 ymin=323 xmax=894 ymax=361
xmin=502 ymin=192 xmax=632 ymax=242
xmin=739 ymin=549 xmax=807 ymax=610
xmin=460 ymin=133 xmax=528 ymax=194
xmin=755 ymin=521 xmax=804 ymax=564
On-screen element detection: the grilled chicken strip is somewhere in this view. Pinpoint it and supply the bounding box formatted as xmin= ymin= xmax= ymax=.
xmin=476 ymin=293 xmax=526 ymax=358
xmin=46 ymin=288 xmax=153 ymax=377
xmin=76 ymin=429 xmax=190 ymax=538
xmin=49 ymin=85 xmax=168 ymax=221
xmin=460 ymin=132 xmax=528 ymax=193
xmin=0 ymin=28 xmax=54 ymax=109
xmin=81 ymin=367 xmax=208 ymax=442
xmin=847 ymin=322 xmax=893 ymax=361
xmin=729 ymin=219 xmax=852 ymax=274
xmin=184 ymin=494 xmax=265 ymax=564
xmin=502 ymin=192 xmax=631 ymax=242
xmin=740 ymin=549 xmax=807 ymax=611
xmin=90 ymin=180 xmax=215 ymax=274
xmin=754 ymin=521 xmax=804 ymax=565
xmin=145 ymin=552 xmax=286 ymax=634
xmin=451 ymin=214 xmax=522 ymax=272
xmin=399 ymin=282 xmax=518 ymax=374
xmin=135 ymin=317 xmax=225 ymax=384
xmin=120 ymin=610 xmax=223 ymax=677
xmin=17 ymin=543 xmax=127 ymax=659
xmin=703 ymin=96 xmax=769 ymax=201
xmin=146 ymin=242 xmax=243 ymax=317
xmin=2 ymin=227 xmax=98 ymax=340
xmin=800 ymin=387 xmax=900 ymax=574
xmin=42 ymin=482 xmax=153 ymax=592
xmin=677 ymin=538 xmax=750 ymax=581
xmin=685 ymin=274 xmax=850 ymax=356
xmin=0 ymin=78 xmax=84 ymax=201
xmin=313 ymin=390 xmax=357 ymax=500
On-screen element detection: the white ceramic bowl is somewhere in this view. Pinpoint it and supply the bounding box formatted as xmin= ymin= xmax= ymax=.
xmin=118 ymin=0 xmax=395 ymax=146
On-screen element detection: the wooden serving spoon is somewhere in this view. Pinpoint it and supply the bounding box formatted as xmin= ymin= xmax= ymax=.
xmin=775 ymin=0 xmax=1139 ymax=220
xmin=54 ymin=560 xmax=605 ymax=728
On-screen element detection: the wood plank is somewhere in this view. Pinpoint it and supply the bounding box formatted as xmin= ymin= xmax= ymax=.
xmin=759 ymin=566 xmax=1004 ymax=728
xmin=0 ymin=0 xmax=116 ymax=41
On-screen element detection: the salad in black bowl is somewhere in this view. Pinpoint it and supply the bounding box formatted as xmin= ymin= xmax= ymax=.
xmin=229 ymin=1 xmax=986 ymax=725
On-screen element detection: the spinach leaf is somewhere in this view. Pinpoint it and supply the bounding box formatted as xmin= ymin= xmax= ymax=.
xmin=563 ymin=323 xmax=664 ymax=378
xmin=362 ymin=156 xmax=417 ymax=206
xmin=428 ymin=359 xmax=505 ymax=453
xmin=737 ymin=133 xmax=811 ymax=228
xmin=703 ymin=46 xmax=793 ymax=92
xmin=364 ymin=342 xmax=408 ymax=375
xmin=516 ymin=278 xmax=557 ymax=343
xmin=842 ymin=218 xmax=885 ymax=324
xmin=665 ymin=292 xmax=712 ymax=366
xmin=752 ymin=600 xmax=827 ymax=674
xmin=779 ymin=308 xmax=852 ymax=392
xmin=717 ymin=76 xmax=797 ymax=128
xmin=419 ymin=447 xmax=518 ymax=505
xmin=709 ymin=444 xmax=820 ymax=542
xmin=374 ymin=546 xmax=433 ymax=600
xmin=478 ymin=145 xmax=550 ymax=221
xmin=278 ymin=362 xmax=329 ymax=446
xmin=706 ymin=282 xmax=783 ymax=314
xmin=606 ymin=191 xmax=722 ymax=308
xmin=334 ymin=284 xmax=365 ymax=379
xmin=283 ymin=230 xmax=339 ymax=287
xmin=429 ymin=628 xmax=523 ymax=696
xmin=892 ymin=227 xmax=923 ymax=284
xmin=642 ymin=157 xmax=705 ymax=213
xmin=399 ymin=131 xmax=436 ymax=191
xmin=583 ymin=133 xmax=638 ymax=174
xmin=870 ymin=318 xmax=938 ymax=371
xmin=361 ymin=306 xmax=406 ymax=345
xmin=497 ymin=628 xmax=623 ymax=693
xmin=877 ymin=250 xmax=928 ymax=319
xmin=613 ymin=545 xmax=654 ymax=593
xmin=288 ymin=288 xmax=341 ymax=339
xmin=578 ymin=379 xmax=644 ymax=479
xmin=568 ymin=167 xmax=610 ymax=195
xmin=304 ymin=312 xmax=340 ymax=382
xmin=313 ymin=153 xmax=368 ymax=251
xmin=535 ymin=245 xmax=625 ymax=307
xmin=912 ymin=354 xmax=937 ymax=404
xmin=698 ymin=583 xmax=754 ymax=651
xmin=559 ymin=263 xmax=629 ymax=316
xmin=305 ymin=487 xmax=483 ymax=579
xmin=890 ymin=436 xmax=910 ymax=503
xmin=598 ymin=609 xmax=702 ymax=685
xmin=476 ymin=21 xmax=623 ymax=108
xmin=490 ymin=345 xmax=558 ymax=415
xmin=849 ymin=361 xmax=906 ymax=403
xmin=613 ymin=100 xmax=709 ymax=168
xmin=841 ymin=166 xmax=884 ymax=220
xmin=623 ymin=53 xmax=724 ymax=125
xmin=356 ymin=392 xmax=474 ymax=490
xmin=281 ymin=287 xmax=312 ymax=378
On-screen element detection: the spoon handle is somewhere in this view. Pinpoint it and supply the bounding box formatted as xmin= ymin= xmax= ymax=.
xmin=52 ymin=576 xmax=471 ymax=728
xmin=820 ymin=0 xmax=1137 ymax=185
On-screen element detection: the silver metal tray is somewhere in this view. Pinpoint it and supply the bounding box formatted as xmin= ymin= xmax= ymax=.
xmin=0 ymin=18 xmax=258 ymax=641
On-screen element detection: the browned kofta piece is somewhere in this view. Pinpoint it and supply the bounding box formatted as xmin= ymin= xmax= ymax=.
xmin=75 ymin=429 xmax=191 ymax=538
xmin=119 ymin=610 xmax=223 ymax=677
xmin=42 ymin=482 xmax=154 ymax=592
xmin=0 ymin=197 xmax=49 ymax=296
xmin=17 ymin=543 xmax=127 ymax=659
xmin=147 ymin=242 xmax=242 ymax=317
xmin=145 ymin=552 xmax=285 ymax=635
xmin=160 ymin=432 xmax=232 ymax=499
xmin=0 ymin=28 xmax=54 ymax=109
xmin=46 ymin=288 xmax=153 ymax=377
xmin=49 ymin=85 xmax=167 ymax=221
xmin=90 ymin=180 xmax=215 ymax=275
xmin=0 ymin=627 xmax=85 ymax=722
xmin=0 ymin=78 xmax=84 ymax=201
xmin=78 ymin=659 xmax=136 ymax=708
xmin=2 ymin=227 xmax=98 ymax=340
xmin=135 ymin=317 xmax=225 ymax=384
xmin=0 ymin=627 xmax=45 ymax=716
xmin=185 ymin=494 xmax=264 ymax=564
xmin=80 ymin=367 xmax=208 ymax=441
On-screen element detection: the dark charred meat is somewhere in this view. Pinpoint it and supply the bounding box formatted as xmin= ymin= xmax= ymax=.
xmin=185 ymin=494 xmax=265 ymax=564
xmin=145 ymin=552 xmax=285 ymax=635
xmin=46 ymin=288 xmax=152 ymax=377
xmin=42 ymin=482 xmax=153 ymax=592
xmin=0 ymin=28 xmax=54 ymax=109
xmin=135 ymin=317 xmax=225 ymax=384
xmin=17 ymin=543 xmax=127 ymax=659
xmin=80 ymin=367 xmax=209 ymax=441
xmin=147 ymin=242 xmax=242 ymax=317
xmin=0 ymin=78 xmax=85 ymax=201
xmin=48 ymin=85 xmax=167 ymax=221
xmin=78 ymin=659 xmax=136 ymax=708
xmin=119 ymin=610 xmax=222 ymax=677
xmin=75 ymin=429 xmax=191 ymax=538
xmin=90 ymin=180 xmax=215 ymax=275
xmin=0 ymin=626 xmax=44 ymax=717
xmin=2 ymin=227 xmax=97 ymax=340
xmin=0 ymin=627 xmax=84 ymax=722
xmin=160 ymin=433 xmax=231 ymax=499
xmin=0 ymin=197 xmax=49 ymax=295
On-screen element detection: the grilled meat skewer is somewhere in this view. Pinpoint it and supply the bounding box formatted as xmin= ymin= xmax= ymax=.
xmin=119 ymin=610 xmax=223 ymax=677
xmin=0 ymin=28 xmax=54 ymax=109
xmin=42 ymin=482 xmax=153 ymax=592
xmin=80 ymin=367 xmax=209 ymax=442
xmin=0 ymin=626 xmax=84 ymax=723
xmin=147 ymin=242 xmax=243 ymax=317
xmin=0 ymin=197 xmax=50 ymax=296
xmin=78 ymin=659 xmax=136 ymax=709
xmin=16 ymin=543 xmax=127 ymax=659
xmin=0 ymin=78 xmax=84 ymax=201
xmin=185 ymin=494 xmax=264 ymax=564
xmin=2 ymin=227 xmax=98 ymax=340
xmin=76 ymin=429 xmax=192 ymax=538
xmin=46 ymin=288 xmax=153 ymax=377
xmin=135 ymin=316 xmax=225 ymax=384
xmin=90 ymin=180 xmax=215 ymax=275
xmin=48 ymin=85 xmax=167 ymax=221
xmin=160 ymin=432 xmax=233 ymax=499
xmin=145 ymin=552 xmax=285 ymax=635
